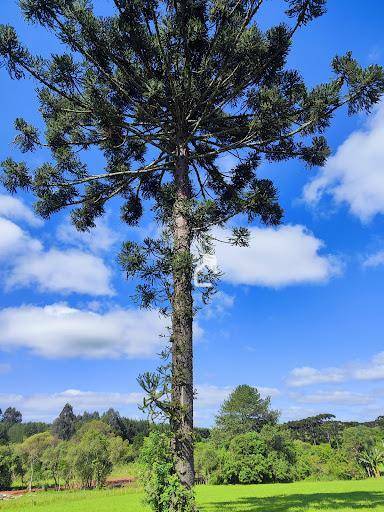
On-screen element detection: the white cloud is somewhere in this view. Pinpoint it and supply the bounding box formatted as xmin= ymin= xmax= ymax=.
xmin=287 ymin=366 xmax=345 ymax=387
xmin=0 ymin=303 xmax=167 ymax=359
xmin=287 ymin=352 xmax=384 ymax=387
xmin=303 ymin=102 xmax=384 ymax=222
xmin=214 ymin=225 xmax=340 ymax=287
xmin=295 ymin=390 xmax=373 ymax=406
xmin=0 ymin=389 xmax=144 ymax=422
xmin=0 ymin=217 xmax=42 ymax=258
xmin=7 ymin=249 xmax=114 ymax=296
xmin=354 ymin=352 xmax=384 ymax=381
xmin=363 ymin=250 xmax=384 ymax=268
xmin=0 ymin=194 xmax=42 ymax=227
xmin=0 ymin=197 xmax=114 ymax=296
xmin=57 ymin=216 xmax=119 ymax=253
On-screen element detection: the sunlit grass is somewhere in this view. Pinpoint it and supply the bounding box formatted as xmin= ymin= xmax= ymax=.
xmin=1 ymin=479 xmax=383 ymax=511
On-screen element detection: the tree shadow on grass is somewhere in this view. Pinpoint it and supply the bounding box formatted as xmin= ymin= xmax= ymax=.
xmin=203 ymin=491 xmax=384 ymax=512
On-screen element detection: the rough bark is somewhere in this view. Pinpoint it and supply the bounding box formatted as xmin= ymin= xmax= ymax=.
xmin=171 ymin=144 xmax=195 ymax=488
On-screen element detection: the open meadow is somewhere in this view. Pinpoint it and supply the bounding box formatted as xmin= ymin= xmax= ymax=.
xmin=1 ymin=480 xmax=383 ymax=512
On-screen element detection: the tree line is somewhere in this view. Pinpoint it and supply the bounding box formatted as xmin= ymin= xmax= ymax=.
xmin=1 ymin=385 xmax=384 ymax=500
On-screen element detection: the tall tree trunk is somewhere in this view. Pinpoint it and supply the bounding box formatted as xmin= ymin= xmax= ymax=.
xmin=171 ymin=144 xmax=195 ymax=488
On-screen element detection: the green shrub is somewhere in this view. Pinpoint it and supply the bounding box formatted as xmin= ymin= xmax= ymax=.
xmin=201 ymin=426 xmax=297 ymax=485
xmin=293 ymin=441 xmax=352 ymax=481
xmin=140 ymin=431 xmax=196 ymax=512
xmin=69 ymin=429 xmax=112 ymax=488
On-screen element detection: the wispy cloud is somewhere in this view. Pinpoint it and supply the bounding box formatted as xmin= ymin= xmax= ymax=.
xmin=0 ymin=194 xmax=43 ymax=227
xmin=287 ymin=366 xmax=345 ymax=387
xmin=363 ymin=250 xmax=384 ymax=268
xmin=294 ymin=390 xmax=373 ymax=406
xmin=287 ymin=352 xmax=384 ymax=387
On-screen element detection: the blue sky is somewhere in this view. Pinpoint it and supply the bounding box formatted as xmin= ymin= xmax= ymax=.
xmin=1 ymin=0 xmax=384 ymax=426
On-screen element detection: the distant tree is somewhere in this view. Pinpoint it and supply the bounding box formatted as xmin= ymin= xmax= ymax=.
xmin=102 ymin=408 xmax=128 ymax=439
xmin=108 ymin=435 xmax=131 ymax=466
xmin=122 ymin=418 xmax=150 ymax=443
xmin=214 ymin=385 xmax=279 ymax=442
xmin=2 ymin=407 xmax=22 ymax=425
xmin=76 ymin=411 xmax=100 ymax=427
xmin=367 ymin=415 xmax=384 ymax=428
xmin=286 ymin=413 xmax=341 ymax=445
xmin=19 ymin=431 xmax=55 ymax=491
xmin=69 ymin=428 xmax=112 ymax=488
xmin=52 ymin=404 xmax=76 ymax=441
xmin=42 ymin=441 xmax=68 ymax=490
xmin=7 ymin=422 xmax=50 ymax=444
xmin=76 ymin=419 xmax=111 ymax=437
xmin=194 ymin=427 xmax=211 ymax=442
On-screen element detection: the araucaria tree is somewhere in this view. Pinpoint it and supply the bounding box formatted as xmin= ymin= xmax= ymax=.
xmin=1 ymin=0 xmax=383 ymax=495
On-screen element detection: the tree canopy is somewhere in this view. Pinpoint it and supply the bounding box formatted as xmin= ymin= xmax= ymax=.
xmin=214 ymin=385 xmax=279 ymax=440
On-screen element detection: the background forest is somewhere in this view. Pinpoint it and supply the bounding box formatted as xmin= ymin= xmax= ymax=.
xmin=1 ymin=385 xmax=384 ymax=492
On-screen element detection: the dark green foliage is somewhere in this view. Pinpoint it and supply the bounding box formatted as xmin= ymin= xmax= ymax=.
xmin=76 ymin=410 xmax=100 ymax=426
xmin=7 ymin=422 xmax=50 ymax=444
xmin=0 ymin=446 xmax=13 ymax=490
xmin=121 ymin=418 xmax=150 ymax=443
xmin=0 ymin=424 xmax=8 ymax=445
xmin=2 ymin=407 xmax=22 ymax=425
xmin=102 ymin=408 xmax=129 ymax=439
xmin=194 ymin=427 xmax=211 ymax=442
xmin=286 ymin=413 xmax=347 ymax=447
xmin=52 ymin=403 xmax=77 ymax=441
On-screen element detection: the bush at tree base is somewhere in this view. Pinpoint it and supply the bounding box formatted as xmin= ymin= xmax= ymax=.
xmin=140 ymin=432 xmax=196 ymax=512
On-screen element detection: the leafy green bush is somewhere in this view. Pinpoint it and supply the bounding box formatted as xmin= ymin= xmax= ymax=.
xmin=199 ymin=426 xmax=297 ymax=485
xmin=140 ymin=432 xmax=196 ymax=512
xmin=69 ymin=428 xmax=112 ymax=488
xmin=293 ymin=441 xmax=352 ymax=481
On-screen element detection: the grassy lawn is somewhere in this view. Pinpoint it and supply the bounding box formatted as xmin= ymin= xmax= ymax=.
xmin=1 ymin=479 xmax=383 ymax=511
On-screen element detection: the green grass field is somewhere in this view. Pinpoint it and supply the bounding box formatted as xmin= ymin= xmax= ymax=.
xmin=1 ymin=479 xmax=383 ymax=511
